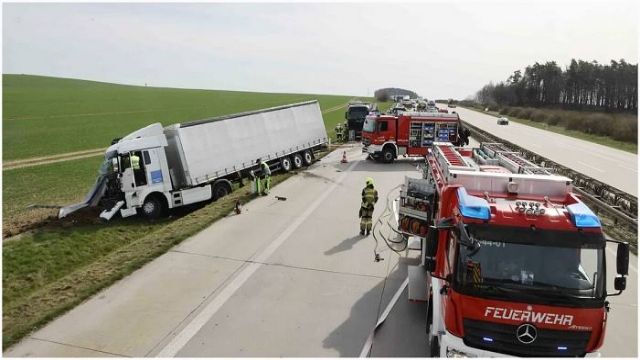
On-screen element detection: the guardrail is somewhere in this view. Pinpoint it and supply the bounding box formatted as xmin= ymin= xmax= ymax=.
xmin=462 ymin=120 xmax=638 ymax=248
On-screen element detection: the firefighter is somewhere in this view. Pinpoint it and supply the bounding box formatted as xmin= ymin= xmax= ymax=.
xmin=359 ymin=177 xmax=378 ymax=236
xmin=131 ymin=153 xmax=140 ymax=170
xmin=335 ymin=123 xmax=344 ymax=142
xmin=130 ymin=152 xmax=143 ymax=185
xmin=256 ymin=158 xmax=271 ymax=196
xmin=342 ymin=122 xmax=349 ymax=142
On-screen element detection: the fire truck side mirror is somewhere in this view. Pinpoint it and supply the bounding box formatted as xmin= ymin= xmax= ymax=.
xmin=616 ymin=242 xmax=629 ymax=276
xmin=424 ymin=227 xmax=439 ymax=272
xmin=345 ymin=112 xmax=348 ymax=120
xmin=614 ymin=276 xmax=626 ymax=292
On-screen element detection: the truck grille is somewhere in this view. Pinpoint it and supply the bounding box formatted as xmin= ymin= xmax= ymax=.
xmin=463 ymin=319 xmax=591 ymax=357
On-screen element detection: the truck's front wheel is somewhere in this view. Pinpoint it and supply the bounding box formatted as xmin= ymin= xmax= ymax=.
xmin=141 ymin=195 xmax=165 ymax=219
xmin=428 ymin=323 xmax=440 ymax=357
xmin=212 ymin=182 xmax=232 ymax=200
xmin=382 ymin=147 xmax=395 ymax=163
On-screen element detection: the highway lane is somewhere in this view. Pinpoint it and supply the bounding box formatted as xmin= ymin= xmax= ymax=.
xmin=439 ymin=104 xmax=638 ymax=196
xmin=4 ymin=146 xmax=419 ymax=357
xmin=4 ymin=146 xmax=637 ymax=357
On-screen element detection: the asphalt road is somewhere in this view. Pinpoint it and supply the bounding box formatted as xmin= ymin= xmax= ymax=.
xmin=5 ymin=146 xmax=420 ymax=357
xmin=4 ymin=146 xmax=637 ymax=357
xmin=440 ymin=104 xmax=638 ymax=196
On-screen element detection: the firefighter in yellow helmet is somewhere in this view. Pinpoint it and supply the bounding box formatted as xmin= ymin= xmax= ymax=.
xmin=359 ymin=177 xmax=379 ymax=236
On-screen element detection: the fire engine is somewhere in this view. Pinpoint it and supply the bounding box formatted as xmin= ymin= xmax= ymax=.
xmin=361 ymin=112 xmax=469 ymax=163
xmin=398 ymin=142 xmax=630 ymax=357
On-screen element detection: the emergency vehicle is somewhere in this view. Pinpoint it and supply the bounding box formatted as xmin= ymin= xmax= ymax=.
xmin=361 ymin=112 xmax=468 ymax=163
xmin=399 ymin=142 xmax=630 ymax=357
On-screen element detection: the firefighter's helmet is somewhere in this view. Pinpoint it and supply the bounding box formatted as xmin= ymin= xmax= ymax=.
xmin=365 ymin=177 xmax=374 ymax=187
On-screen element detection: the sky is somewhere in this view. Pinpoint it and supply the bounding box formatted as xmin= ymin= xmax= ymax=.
xmin=2 ymin=1 xmax=638 ymax=99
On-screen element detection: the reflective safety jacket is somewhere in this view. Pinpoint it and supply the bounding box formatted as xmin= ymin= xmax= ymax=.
xmin=361 ymin=186 xmax=378 ymax=209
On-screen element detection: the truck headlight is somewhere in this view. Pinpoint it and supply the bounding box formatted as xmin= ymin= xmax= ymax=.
xmin=446 ymin=347 xmax=475 ymax=358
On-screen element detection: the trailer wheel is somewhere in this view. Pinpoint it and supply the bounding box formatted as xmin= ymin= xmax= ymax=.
xmin=212 ymin=182 xmax=232 ymax=200
xmin=382 ymin=146 xmax=395 ymax=163
xmin=280 ymin=156 xmax=293 ymax=172
xmin=292 ymin=153 xmax=304 ymax=169
xmin=302 ymin=150 xmax=314 ymax=166
xmin=140 ymin=195 xmax=165 ymax=219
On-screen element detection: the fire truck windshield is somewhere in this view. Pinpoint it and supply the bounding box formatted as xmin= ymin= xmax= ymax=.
xmin=454 ymin=224 xmax=606 ymax=306
xmin=363 ymin=117 xmax=376 ymax=132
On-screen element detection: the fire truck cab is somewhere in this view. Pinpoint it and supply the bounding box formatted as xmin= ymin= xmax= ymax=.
xmin=400 ymin=142 xmax=630 ymax=357
xmin=362 ymin=112 xmax=468 ymax=163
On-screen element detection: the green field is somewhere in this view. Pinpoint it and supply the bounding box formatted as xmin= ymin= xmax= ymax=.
xmin=3 ymin=75 xmax=359 ymax=228
xmin=3 ymin=75 xmax=354 ymax=160
xmin=2 ymin=75 xmax=366 ymax=348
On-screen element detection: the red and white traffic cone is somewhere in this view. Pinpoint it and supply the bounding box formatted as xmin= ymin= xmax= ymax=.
xmin=341 ymin=151 xmax=348 ymax=163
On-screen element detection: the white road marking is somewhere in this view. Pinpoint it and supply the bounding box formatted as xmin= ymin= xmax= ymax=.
xmin=359 ymin=277 xmax=409 ymax=358
xmin=617 ymin=165 xmax=639 ymax=173
xmin=156 ymin=158 xmax=360 ymax=357
xmin=577 ymin=161 xmax=605 ymax=173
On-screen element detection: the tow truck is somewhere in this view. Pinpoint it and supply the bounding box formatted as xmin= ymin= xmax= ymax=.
xmin=398 ymin=142 xmax=630 ymax=357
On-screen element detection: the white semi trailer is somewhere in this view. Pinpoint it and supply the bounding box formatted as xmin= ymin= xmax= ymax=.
xmin=59 ymin=100 xmax=328 ymax=220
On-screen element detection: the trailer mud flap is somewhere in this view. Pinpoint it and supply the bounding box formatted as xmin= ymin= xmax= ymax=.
xmin=58 ymin=173 xmax=109 ymax=218
xmin=100 ymin=200 xmax=125 ymax=221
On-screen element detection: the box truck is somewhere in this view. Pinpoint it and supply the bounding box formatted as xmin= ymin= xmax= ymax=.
xmin=59 ymin=101 xmax=328 ymax=220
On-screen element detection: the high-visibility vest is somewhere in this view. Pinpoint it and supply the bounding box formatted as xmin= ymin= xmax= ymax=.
xmin=131 ymin=155 xmax=140 ymax=170
xmin=361 ymin=186 xmax=378 ymax=209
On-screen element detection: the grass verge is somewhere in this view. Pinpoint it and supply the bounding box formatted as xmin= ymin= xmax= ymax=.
xmin=461 ymin=106 xmax=637 ymax=154
xmin=2 ymin=153 xmax=329 ymax=349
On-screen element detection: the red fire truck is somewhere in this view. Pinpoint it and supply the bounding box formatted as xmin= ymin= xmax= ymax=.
xmin=399 ymin=142 xmax=629 ymax=357
xmin=361 ymin=112 xmax=469 ymax=163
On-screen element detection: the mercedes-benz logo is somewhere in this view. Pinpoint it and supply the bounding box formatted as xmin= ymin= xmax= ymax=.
xmin=516 ymin=323 xmax=537 ymax=344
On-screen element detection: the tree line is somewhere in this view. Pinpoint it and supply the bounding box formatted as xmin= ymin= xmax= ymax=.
xmin=475 ymin=59 xmax=637 ymax=112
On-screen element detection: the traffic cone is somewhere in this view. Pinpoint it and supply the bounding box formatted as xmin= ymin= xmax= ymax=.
xmin=341 ymin=151 xmax=348 ymax=163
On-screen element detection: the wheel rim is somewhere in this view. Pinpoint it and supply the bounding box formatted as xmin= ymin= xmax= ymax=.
xmin=304 ymin=152 xmax=312 ymax=163
xmin=385 ymin=152 xmax=393 ymax=161
xmin=143 ymin=201 xmax=155 ymax=214
xmin=282 ymin=159 xmax=291 ymax=170
xmin=216 ymin=187 xmax=228 ymax=198
xmin=294 ymin=156 xmax=302 ymax=167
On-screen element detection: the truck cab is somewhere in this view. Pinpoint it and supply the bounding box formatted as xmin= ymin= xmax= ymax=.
xmin=98 ymin=123 xmax=176 ymax=219
xmin=415 ymin=142 xmax=630 ymax=357
xmin=345 ymin=103 xmax=371 ymax=140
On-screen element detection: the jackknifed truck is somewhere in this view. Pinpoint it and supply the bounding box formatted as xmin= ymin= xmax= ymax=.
xmin=59 ymin=100 xmax=328 ymax=220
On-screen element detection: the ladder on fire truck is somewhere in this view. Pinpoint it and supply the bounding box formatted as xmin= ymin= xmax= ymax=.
xmin=431 ymin=142 xmax=573 ymax=200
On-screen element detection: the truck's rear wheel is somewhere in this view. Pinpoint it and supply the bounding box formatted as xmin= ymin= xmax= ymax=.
xmin=140 ymin=195 xmax=165 ymax=219
xmin=382 ymin=147 xmax=395 ymax=163
xmin=212 ymin=182 xmax=232 ymax=200
xmin=292 ymin=153 xmax=304 ymax=169
xmin=280 ymin=156 xmax=292 ymax=172
xmin=302 ymin=150 xmax=314 ymax=166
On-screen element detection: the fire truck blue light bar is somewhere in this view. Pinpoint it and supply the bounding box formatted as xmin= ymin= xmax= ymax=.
xmin=457 ymin=188 xmax=491 ymax=221
xmin=567 ymin=202 xmax=601 ymax=228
